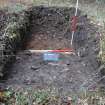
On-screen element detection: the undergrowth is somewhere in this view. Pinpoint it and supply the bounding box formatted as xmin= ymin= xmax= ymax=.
xmin=3 ymin=3 xmax=27 ymax=14
xmin=0 ymin=87 xmax=105 ymax=105
xmin=99 ymin=32 xmax=105 ymax=64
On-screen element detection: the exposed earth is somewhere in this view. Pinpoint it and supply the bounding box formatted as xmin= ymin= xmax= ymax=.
xmin=0 ymin=7 xmax=103 ymax=95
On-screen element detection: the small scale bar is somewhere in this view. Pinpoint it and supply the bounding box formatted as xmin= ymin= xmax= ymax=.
xmin=0 ymin=49 xmax=75 ymax=57
xmin=27 ymin=49 xmax=75 ymax=55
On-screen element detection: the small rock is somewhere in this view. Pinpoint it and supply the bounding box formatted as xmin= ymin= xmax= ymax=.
xmin=94 ymin=47 xmax=99 ymax=54
xmin=33 ymin=102 xmax=36 ymax=105
xmin=16 ymin=56 xmax=21 ymax=61
xmin=40 ymin=61 xmax=48 ymax=65
xmin=65 ymin=60 xmax=71 ymax=66
xmin=81 ymin=62 xmax=87 ymax=67
xmin=31 ymin=66 xmax=40 ymax=71
xmin=67 ymin=97 xmax=72 ymax=101
xmin=23 ymin=78 xmax=31 ymax=85
xmin=24 ymin=81 xmax=31 ymax=85
xmin=61 ymin=96 xmax=68 ymax=103
xmin=48 ymin=62 xmax=59 ymax=66
xmin=66 ymin=63 xmax=70 ymax=66
xmin=30 ymin=80 xmax=36 ymax=84
xmin=77 ymin=47 xmax=88 ymax=57
xmin=24 ymin=51 xmax=32 ymax=56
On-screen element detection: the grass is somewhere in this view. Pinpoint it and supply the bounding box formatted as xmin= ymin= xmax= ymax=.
xmin=7 ymin=3 xmax=27 ymax=13
xmin=1 ymin=0 xmax=105 ymax=24
xmin=99 ymin=31 xmax=105 ymax=64
xmin=0 ymin=87 xmax=105 ymax=105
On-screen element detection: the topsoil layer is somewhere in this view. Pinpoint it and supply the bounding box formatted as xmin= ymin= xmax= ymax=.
xmin=0 ymin=6 xmax=103 ymax=93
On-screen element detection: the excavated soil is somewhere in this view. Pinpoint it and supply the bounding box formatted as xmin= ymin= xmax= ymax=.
xmin=0 ymin=7 xmax=102 ymax=93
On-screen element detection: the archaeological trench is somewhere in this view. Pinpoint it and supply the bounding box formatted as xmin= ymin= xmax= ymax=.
xmin=0 ymin=6 xmax=105 ymax=93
